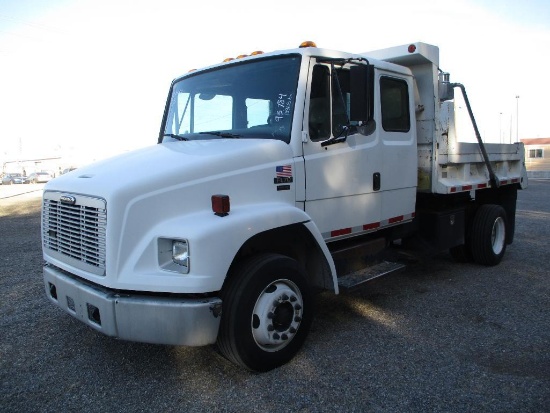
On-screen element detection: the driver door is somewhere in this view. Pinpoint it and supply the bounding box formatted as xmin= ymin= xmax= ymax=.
xmin=302 ymin=61 xmax=383 ymax=240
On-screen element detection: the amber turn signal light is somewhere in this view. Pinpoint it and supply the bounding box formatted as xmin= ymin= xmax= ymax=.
xmin=212 ymin=194 xmax=230 ymax=216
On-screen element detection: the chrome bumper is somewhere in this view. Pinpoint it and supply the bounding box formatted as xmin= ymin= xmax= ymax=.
xmin=43 ymin=265 xmax=222 ymax=346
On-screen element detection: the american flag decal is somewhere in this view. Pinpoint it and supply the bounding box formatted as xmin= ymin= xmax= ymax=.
xmin=276 ymin=165 xmax=292 ymax=178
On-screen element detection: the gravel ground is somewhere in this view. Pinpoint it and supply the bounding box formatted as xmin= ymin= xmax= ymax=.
xmin=0 ymin=182 xmax=548 ymax=412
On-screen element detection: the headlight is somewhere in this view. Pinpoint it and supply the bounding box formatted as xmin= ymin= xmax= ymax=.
xmin=172 ymin=240 xmax=189 ymax=268
xmin=158 ymin=238 xmax=190 ymax=274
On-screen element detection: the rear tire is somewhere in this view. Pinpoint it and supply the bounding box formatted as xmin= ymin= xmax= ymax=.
xmin=217 ymin=253 xmax=312 ymax=372
xmin=470 ymin=204 xmax=507 ymax=266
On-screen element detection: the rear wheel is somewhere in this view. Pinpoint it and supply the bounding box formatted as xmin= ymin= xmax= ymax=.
xmin=217 ymin=253 xmax=312 ymax=372
xmin=470 ymin=204 xmax=507 ymax=266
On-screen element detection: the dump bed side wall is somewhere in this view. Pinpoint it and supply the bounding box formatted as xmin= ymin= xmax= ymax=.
xmin=366 ymin=42 xmax=528 ymax=195
xmin=435 ymin=102 xmax=528 ymax=194
xmin=412 ymin=67 xmax=527 ymax=195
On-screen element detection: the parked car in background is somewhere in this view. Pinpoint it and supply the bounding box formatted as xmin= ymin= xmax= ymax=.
xmin=24 ymin=172 xmax=53 ymax=184
xmin=2 ymin=173 xmax=26 ymax=185
xmin=61 ymin=167 xmax=77 ymax=175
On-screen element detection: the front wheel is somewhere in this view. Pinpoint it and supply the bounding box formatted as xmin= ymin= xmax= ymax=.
xmin=217 ymin=253 xmax=312 ymax=372
xmin=470 ymin=204 xmax=507 ymax=266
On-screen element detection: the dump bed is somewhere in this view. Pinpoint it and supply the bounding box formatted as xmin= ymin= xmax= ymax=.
xmin=365 ymin=42 xmax=527 ymax=195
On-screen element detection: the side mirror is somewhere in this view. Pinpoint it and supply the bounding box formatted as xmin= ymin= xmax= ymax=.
xmin=350 ymin=65 xmax=374 ymax=123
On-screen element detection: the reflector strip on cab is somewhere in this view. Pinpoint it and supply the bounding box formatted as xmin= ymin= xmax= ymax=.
xmin=330 ymin=228 xmax=352 ymax=237
xmin=363 ymin=222 xmax=380 ymax=231
xmin=324 ymin=212 xmax=415 ymax=240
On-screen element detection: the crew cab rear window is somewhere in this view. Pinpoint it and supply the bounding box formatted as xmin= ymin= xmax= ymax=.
xmin=380 ymin=77 xmax=410 ymax=132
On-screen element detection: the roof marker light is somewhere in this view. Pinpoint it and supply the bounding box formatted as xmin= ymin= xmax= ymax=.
xmin=236 ymin=54 xmax=248 ymax=59
xmin=408 ymin=44 xmax=417 ymax=53
xmin=250 ymin=50 xmax=264 ymax=55
xmin=299 ymin=41 xmax=317 ymax=48
xmin=223 ymin=57 xmax=234 ymax=62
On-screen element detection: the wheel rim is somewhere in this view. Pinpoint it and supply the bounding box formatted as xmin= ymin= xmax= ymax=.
xmin=251 ymin=279 xmax=303 ymax=352
xmin=491 ymin=216 xmax=506 ymax=255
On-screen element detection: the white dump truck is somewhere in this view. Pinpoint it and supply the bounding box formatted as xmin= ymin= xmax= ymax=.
xmin=42 ymin=41 xmax=527 ymax=371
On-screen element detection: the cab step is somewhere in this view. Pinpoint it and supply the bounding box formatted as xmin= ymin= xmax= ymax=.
xmin=337 ymin=261 xmax=406 ymax=290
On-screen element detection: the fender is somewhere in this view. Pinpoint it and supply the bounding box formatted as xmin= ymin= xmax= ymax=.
xmin=113 ymin=202 xmax=337 ymax=293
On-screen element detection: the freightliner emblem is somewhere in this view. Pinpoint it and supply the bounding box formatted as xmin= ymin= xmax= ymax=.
xmin=60 ymin=195 xmax=76 ymax=205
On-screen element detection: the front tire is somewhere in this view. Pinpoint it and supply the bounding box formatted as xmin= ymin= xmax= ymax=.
xmin=470 ymin=204 xmax=507 ymax=266
xmin=217 ymin=253 xmax=312 ymax=372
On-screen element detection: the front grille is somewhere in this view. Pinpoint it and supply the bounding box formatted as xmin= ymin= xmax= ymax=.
xmin=42 ymin=192 xmax=107 ymax=275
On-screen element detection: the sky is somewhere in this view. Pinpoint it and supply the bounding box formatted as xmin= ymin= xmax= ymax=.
xmin=1 ymin=0 xmax=550 ymax=165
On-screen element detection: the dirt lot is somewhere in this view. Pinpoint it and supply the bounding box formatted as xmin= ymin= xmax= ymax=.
xmin=0 ymin=182 xmax=548 ymax=412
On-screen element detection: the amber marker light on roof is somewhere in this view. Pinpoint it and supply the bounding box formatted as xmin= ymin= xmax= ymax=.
xmin=236 ymin=54 xmax=249 ymax=59
xmin=299 ymin=41 xmax=317 ymax=48
xmin=223 ymin=57 xmax=234 ymax=62
xmin=250 ymin=50 xmax=264 ymax=56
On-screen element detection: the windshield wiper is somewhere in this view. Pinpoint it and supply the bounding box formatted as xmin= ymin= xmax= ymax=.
xmin=199 ymin=131 xmax=242 ymax=139
xmin=163 ymin=133 xmax=189 ymax=141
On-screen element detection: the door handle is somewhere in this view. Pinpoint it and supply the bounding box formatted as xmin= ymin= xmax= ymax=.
xmin=373 ymin=172 xmax=381 ymax=191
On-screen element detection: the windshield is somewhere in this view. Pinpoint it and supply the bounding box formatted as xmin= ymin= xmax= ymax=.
xmin=162 ymin=55 xmax=301 ymax=144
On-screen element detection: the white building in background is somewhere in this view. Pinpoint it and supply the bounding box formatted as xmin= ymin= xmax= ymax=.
xmin=521 ymin=138 xmax=550 ymax=178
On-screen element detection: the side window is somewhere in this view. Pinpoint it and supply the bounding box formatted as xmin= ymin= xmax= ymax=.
xmin=246 ymin=98 xmax=270 ymax=127
xmin=169 ymin=92 xmax=191 ymax=135
xmin=528 ymin=148 xmax=543 ymax=158
xmin=308 ymin=65 xmax=330 ymax=141
xmin=169 ymin=92 xmax=234 ymax=134
xmin=380 ymin=77 xmax=410 ymax=132
xmin=194 ymin=94 xmax=233 ymax=132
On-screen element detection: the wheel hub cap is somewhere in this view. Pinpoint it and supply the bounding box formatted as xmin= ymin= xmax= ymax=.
xmin=252 ymin=280 xmax=303 ymax=352
xmin=491 ymin=216 xmax=505 ymax=254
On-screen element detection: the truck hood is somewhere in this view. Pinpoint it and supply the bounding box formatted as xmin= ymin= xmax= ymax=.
xmin=46 ymin=139 xmax=296 ymax=199
xmin=42 ymin=138 xmax=304 ymax=291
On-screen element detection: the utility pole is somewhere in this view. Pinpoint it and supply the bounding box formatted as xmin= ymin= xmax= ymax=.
xmin=509 ymin=113 xmax=512 ymax=143
xmin=499 ymin=112 xmax=503 ymax=143
xmin=18 ymin=137 xmax=23 ymax=173
xmin=515 ymin=95 xmax=520 ymax=143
